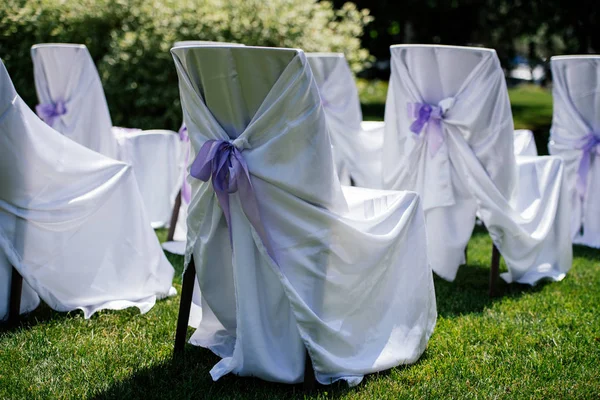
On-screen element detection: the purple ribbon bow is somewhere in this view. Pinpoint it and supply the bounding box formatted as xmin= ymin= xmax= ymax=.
xmin=576 ymin=132 xmax=600 ymax=200
xmin=178 ymin=124 xmax=192 ymax=204
xmin=36 ymin=100 xmax=67 ymax=127
xmin=190 ymin=139 xmax=277 ymax=263
xmin=407 ymin=102 xmax=445 ymax=156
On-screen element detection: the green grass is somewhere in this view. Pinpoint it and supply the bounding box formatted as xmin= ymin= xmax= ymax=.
xmin=1 ymin=83 xmax=599 ymax=399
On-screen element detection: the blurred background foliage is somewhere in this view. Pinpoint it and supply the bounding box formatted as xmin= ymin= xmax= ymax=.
xmin=0 ymin=0 xmax=371 ymax=130
xmin=0 ymin=0 xmax=597 ymax=130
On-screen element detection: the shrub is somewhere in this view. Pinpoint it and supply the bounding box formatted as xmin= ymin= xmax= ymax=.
xmin=0 ymin=0 xmax=372 ymax=130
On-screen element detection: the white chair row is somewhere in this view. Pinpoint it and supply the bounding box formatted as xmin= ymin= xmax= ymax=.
xmin=0 ymin=60 xmax=175 ymax=323
xmin=31 ymin=44 xmax=182 ymax=228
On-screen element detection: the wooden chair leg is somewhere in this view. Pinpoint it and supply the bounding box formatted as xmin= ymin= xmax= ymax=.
xmin=174 ymin=257 xmax=196 ymax=355
xmin=464 ymin=243 xmax=468 ymax=265
xmin=303 ymin=348 xmax=316 ymax=390
xmin=167 ymin=190 xmax=182 ymax=242
xmin=8 ymin=266 xmax=23 ymax=327
xmin=489 ymin=244 xmax=500 ymax=297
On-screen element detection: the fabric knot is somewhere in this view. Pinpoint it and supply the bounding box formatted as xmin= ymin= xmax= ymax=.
xmin=190 ymin=139 xmax=276 ymax=263
xmin=407 ymin=98 xmax=454 ymax=157
xmin=232 ymin=137 xmax=251 ymax=150
xmin=36 ymin=100 xmax=67 ymax=127
xmin=576 ymin=132 xmax=600 ymax=200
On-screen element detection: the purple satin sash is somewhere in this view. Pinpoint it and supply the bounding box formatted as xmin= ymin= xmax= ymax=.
xmin=36 ymin=100 xmax=67 ymax=127
xmin=576 ymin=132 xmax=600 ymax=200
xmin=407 ymin=102 xmax=445 ymax=156
xmin=190 ymin=139 xmax=277 ymax=263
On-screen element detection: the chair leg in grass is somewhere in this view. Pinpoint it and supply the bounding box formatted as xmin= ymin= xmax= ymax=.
xmin=167 ymin=190 xmax=182 ymax=242
xmin=174 ymin=256 xmax=196 ymax=355
xmin=303 ymin=348 xmax=317 ymax=390
xmin=489 ymin=244 xmax=500 ymax=297
xmin=8 ymin=266 xmax=23 ymax=327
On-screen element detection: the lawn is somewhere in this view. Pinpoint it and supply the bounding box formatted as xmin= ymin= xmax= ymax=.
xmin=1 ymin=82 xmax=599 ymax=399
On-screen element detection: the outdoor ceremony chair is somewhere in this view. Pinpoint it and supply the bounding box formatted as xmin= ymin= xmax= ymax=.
xmin=307 ymin=53 xmax=385 ymax=188
xmin=0 ymin=60 xmax=175 ymax=324
xmin=382 ymin=45 xmax=572 ymax=293
xmin=163 ymin=41 xmax=246 ymax=255
xmin=170 ymin=45 xmax=437 ymax=388
xmin=549 ymin=55 xmax=600 ymax=248
xmin=31 ymin=43 xmax=182 ymax=228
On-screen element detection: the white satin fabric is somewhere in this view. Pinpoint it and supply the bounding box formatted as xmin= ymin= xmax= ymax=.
xmin=31 ymin=44 xmax=181 ymax=227
xmin=549 ymin=56 xmax=600 ymax=247
xmin=172 ymin=46 xmax=436 ymax=386
xmin=115 ymin=129 xmax=183 ymax=228
xmin=0 ymin=61 xmax=175 ymax=321
xmin=383 ymin=45 xmax=572 ymax=284
xmin=307 ymin=53 xmax=385 ymax=188
xmin=514 ymin=129 xmax=538 ymax=156
xmin=162 ymin=42 xmax=245 ymax=254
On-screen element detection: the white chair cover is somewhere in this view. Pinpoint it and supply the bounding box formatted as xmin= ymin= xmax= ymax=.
xmin=115 ymin=129 xmax=183 ymax=228
xmin=549 ymin=55 xmax=600 ymax=247
xmin=31 ymin=44 xmax=121 ymax=160
xmin=383 ymin=45 xmax=572 ymax=284
xmin=307 ymin=53 xmax=384 ymax=187
xmin=0 ymin=61 xmax=175 ymax=321
xmin=172 ymin=46 xmax=436 ymax=386
xmin=162 ymin=41 xmax=246 ymax=254
xmin=514 ymin=129 xmax=538 ymax=156
xmin=31 ymin=44 xmax=181 ymax=228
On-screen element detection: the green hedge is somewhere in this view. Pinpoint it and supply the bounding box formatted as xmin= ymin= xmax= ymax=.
xmin=0 ymin=0 xmax=371 ymax=130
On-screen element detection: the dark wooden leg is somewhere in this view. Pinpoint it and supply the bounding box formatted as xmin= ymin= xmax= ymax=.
xmin=303 ymin=348 xmax=316 ymax=390
xmin=174 ymin=257 xmax=196 ymax=355
xmin=167 ymin=190 xmax=182 ymax=242
xmin=489 ymin=244 xmax=500 ymax=297
xmin=464 ymin=243 xmax=468 ymax=265
xmin=8 ymin=266 xmax=23 ymax=327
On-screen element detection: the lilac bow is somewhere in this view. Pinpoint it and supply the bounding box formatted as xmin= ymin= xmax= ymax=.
xmin=36 ymin=101 xmax=67 ymax=127
xmin=190 ymin=139 xmax=277 ymax=263
xmin=407 ymin=102 xmax=445 ymax=156
xmin=178 ymin=124 xmax=192 ymax=204
xmin=576 ymin=132 xmax=600 ymax=200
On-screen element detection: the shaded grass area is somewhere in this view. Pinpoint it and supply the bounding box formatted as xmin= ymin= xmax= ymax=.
xmin=357 ymin=80 xmax=554 ymax=155
xmin=1 ymin=227 xmax=599 ymax=399
xmin=1 ymin=83 xmax=598 ymax=398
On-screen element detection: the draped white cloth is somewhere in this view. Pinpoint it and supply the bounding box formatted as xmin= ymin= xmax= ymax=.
xmin=0 ymin=61 xmax=175 ymax=321
xmin=115 ymin=129 xmax=183 ymax=228
xmin=172 ymin=46 xmax=436 ymax=386
xmin=31 ymin=44 xmax=181 ymax=227
xmin=162 ymin=42 xmax=245 ymax=255
xmin=383 ymin=45 xmax=572 ymax=284
xmin=307 ymin=53 xmax=385 ymax=188
xmin=549 ymin=56 xmax=600 ymax=248
xmin=514 ymin=129 xmax=538 ymax=156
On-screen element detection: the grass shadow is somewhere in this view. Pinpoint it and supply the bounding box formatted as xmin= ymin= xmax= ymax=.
xmin=0 ymin=302 xmax=76 ymax=336
xmin=93 ymin=338 xmax=434 ymax=400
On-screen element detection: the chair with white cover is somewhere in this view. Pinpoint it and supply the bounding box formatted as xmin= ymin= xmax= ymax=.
xmin=162 ymin=41 xmax=246 ymax=254
xmin=307 ymin=53 xmax=384 ymax=188
xmin=383 ymin=45 xmax=572 ymax=289
xmin=171 ymin=46 xmax=436 ymax=387
xmin=31 ymin=43 xmax=181 ymax=228
xmin=514 ymin=129 xmax=538 ymax=156
xmin=549 ymin=56 xmax=600 ymax=248
xmin=0 ymin=60 xmax=175 ymax=323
